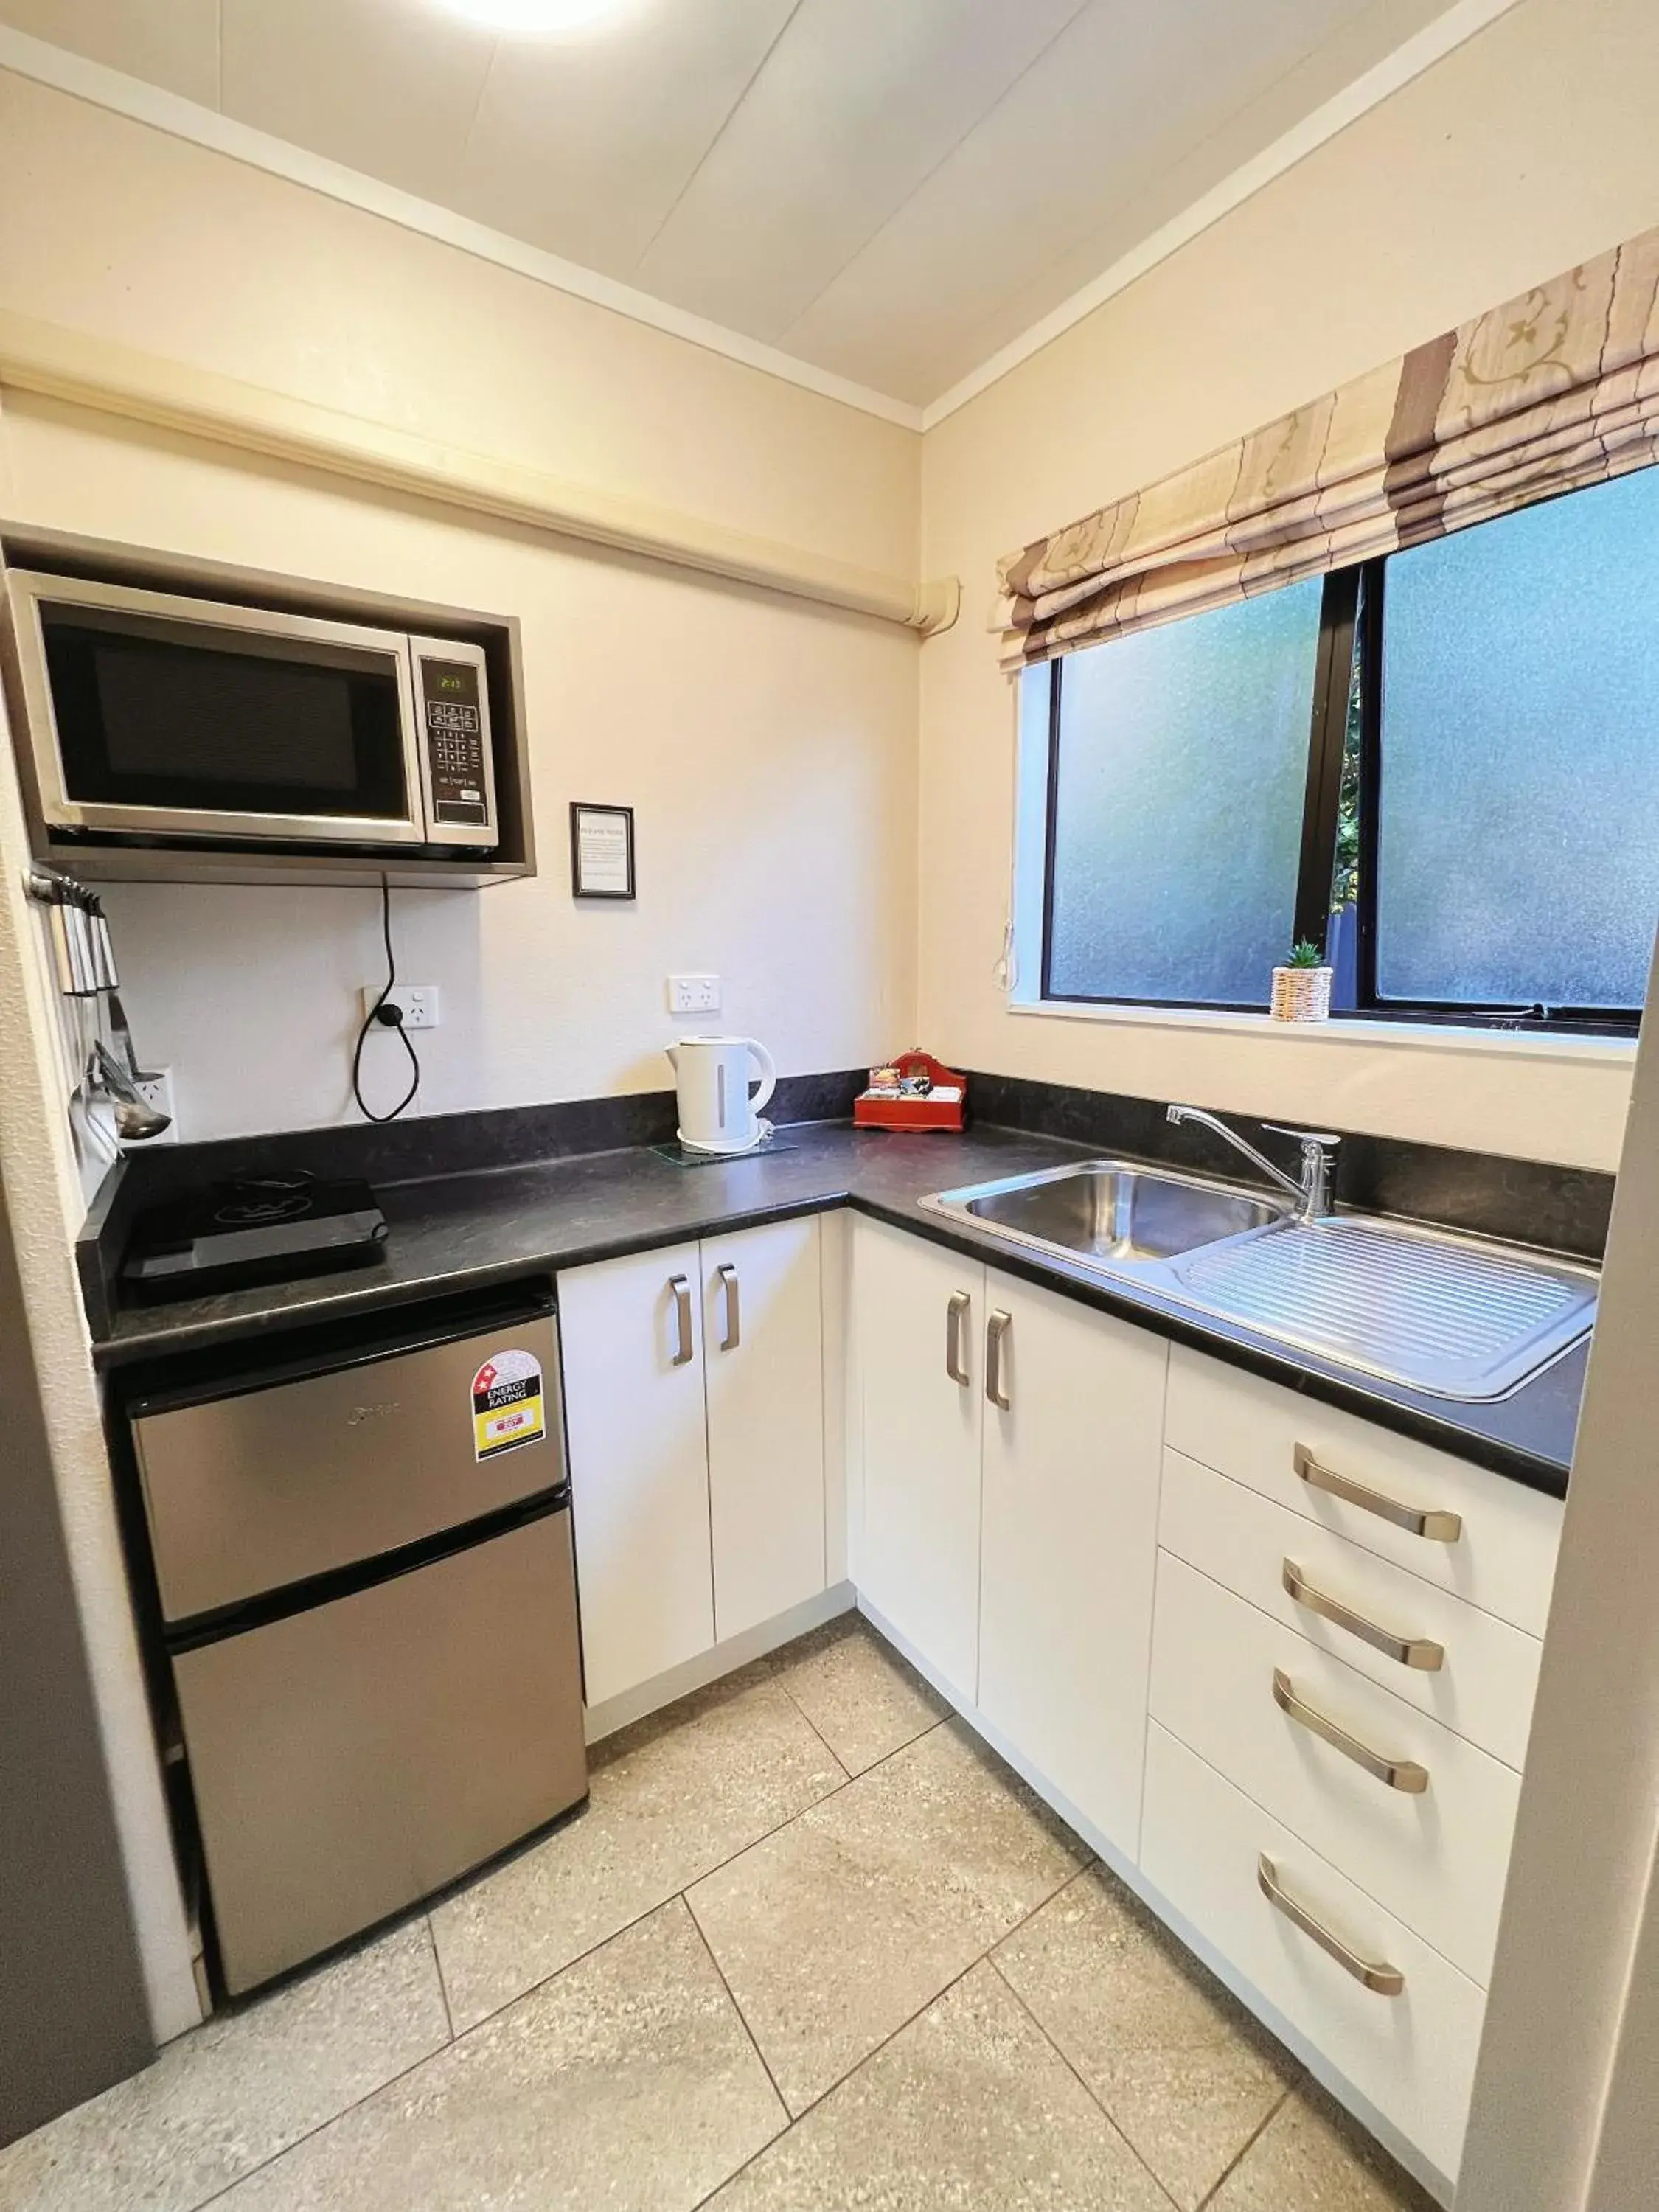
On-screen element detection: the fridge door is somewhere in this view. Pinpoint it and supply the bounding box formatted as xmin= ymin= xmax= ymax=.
xmin=174 ymin=1507 xmax=586 ymax=1995
xmin=133 ymin=1313 xmax=562 ymax=1621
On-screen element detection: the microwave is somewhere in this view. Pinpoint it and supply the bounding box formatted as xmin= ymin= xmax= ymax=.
xmin=4 ymin=571 xmax=499 ymax=853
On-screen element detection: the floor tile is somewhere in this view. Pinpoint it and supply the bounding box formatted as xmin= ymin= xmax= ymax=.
xmin=995 ymin=1864 xmax=1298 ymax=2210
xmin=770 ymin=1615 xmax=951 ymax=1775
xmin=218 ymin=1899 xmax=786 ymax=2212
xmin=0 ymin=1921 xmax=448 ymax=2212
xmin=1208 ymin=2084 xmax=1439 ymax=2211
xmin=430 ymin=1674 xmax=844 ymax=2031
xmin=688 ymin=1717 xmax=1085 ymax=2114
xmin=705 ymin=1960 xmax=1173 ymax=2211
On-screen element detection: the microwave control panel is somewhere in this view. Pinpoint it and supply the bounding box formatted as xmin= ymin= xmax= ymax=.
xmin=413 ymin=646 xmax=497 ymax=847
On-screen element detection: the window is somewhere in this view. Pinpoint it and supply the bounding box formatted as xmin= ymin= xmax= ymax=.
xmin=1033 ymin=465 xmax=1659 ymax=1032
xmin=1043 ymin=579 xmax=1332 ymax=1008
xmin=1364 ymin=469 xmax=1659 ymax=1018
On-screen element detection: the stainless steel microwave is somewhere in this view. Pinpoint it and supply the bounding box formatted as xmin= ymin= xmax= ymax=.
xmin=4 ymin=571 xmax=499 ymax=852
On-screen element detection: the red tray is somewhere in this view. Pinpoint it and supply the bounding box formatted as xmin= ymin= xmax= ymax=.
xmin=854 ymin=1050 xmax=967 ymax=1131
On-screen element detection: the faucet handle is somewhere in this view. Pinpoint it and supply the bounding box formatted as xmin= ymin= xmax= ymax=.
xmin=1264 ymin=1124 xmax=1340 ymax=1150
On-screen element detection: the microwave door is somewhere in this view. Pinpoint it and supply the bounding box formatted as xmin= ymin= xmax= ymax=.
xmin=8 ymin=574 xmax=428 ymax=848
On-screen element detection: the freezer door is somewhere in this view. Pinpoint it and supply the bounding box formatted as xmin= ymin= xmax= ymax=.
xmin=175 ymin=1508 xmax=586 ymax=1995
xmin=134 ymin=1315 xmax=562 ymax=1621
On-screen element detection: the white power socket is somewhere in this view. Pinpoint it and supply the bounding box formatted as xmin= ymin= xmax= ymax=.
xmin=129 ymin=1067 xmax=178 ymax=1144
xmin=361 ymin=984 xmax=442 ymax=1030
xmin=667 ymin=974 xmax=721 ymax=1015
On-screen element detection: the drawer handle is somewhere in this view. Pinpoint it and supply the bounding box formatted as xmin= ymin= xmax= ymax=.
xmin=1272 ymin=1667 xmax=1430 ymax=1794
xmin=715 ymin=1263 xmax=741 ymax=1352
xmin=668 ymin=1273 xmax=694 ymax=1366
xmin=1293 ymin=1443 xmax=1462 ymax=1543
xmin=945 ymin=1291 xmax=972 ymax=1387
xmin=985 ymin=1309 xmax=1012 ymax=1411
xmin=1282 ymin=1559 xmax=1444 ymax=1672
xmin=1257 ymin=1853 xmax=1405 ymax=1995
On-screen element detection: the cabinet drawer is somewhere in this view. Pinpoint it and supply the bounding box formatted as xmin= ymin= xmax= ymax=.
xmin=1141 ymin=1721 xmax=1484 ymax=2185
xmin=1159 ymin=1449 xmax=1543 ymax=1770
xmin=1150 ymin=1552 xmax=1520 ymax=1986
xmin=1164 ymin=1349 xmax=1562 ymax=1635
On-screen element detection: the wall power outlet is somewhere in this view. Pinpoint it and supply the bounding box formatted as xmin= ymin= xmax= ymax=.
xmin=668 ymin=974 xmax=721 ymax=1015
xmin=360 ymin=984 xmax=442 ymax=1030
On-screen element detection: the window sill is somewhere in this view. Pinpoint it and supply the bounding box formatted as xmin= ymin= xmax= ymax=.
xmin=1006 ymin=995 xmax=1638 ymax=1067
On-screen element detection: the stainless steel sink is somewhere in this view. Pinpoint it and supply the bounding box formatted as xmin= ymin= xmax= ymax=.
xmin=1167 ymin=1214 xmax=1597 ymax=1400
xmin=921 ymin=1161 xmax=1292 ymax=1267
xmin=920 ymin=1158 xmax=1597 ymax=1400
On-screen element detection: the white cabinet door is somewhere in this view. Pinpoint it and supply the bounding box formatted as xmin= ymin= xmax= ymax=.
xmin=853 ymin=1219 xmax=984 ymax=1702
xmin=703 ymin=1216 xmax=827 ymax=1642
xmin=978 ymin=1270 xmax=1168 ymax=1860
xmin=557 ymin=1242 xmax=714 ymax=1707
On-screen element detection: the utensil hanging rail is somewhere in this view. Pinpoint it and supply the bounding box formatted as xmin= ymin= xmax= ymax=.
xmin=22 ymin=863 xmax=173 ymax=1139
xmin=24 ymin=862 xmax=117 ymax=997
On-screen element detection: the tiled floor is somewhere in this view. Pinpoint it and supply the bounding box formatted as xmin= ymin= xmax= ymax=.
xmin=1 ymin=1614 xmax=1438 ymax=2212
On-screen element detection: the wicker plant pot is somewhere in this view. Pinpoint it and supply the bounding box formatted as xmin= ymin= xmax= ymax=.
xmin=1270 ymin=964 xmax=1333 ymax=1022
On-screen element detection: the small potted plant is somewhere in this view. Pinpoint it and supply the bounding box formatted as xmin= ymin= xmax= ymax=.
xmin=1270 ymin=939 xmax=1333 ymax=1023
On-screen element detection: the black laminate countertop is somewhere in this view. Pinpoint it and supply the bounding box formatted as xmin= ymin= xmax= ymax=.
xmin=91 ymin=1121 xmax=1585 ymax=1498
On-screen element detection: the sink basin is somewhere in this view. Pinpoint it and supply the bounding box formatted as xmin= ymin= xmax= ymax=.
xmin=922 ymin=1161 xmax=1290 ymax=1266
xmin=920 ymin=1158 xmax=1597 ymax=1400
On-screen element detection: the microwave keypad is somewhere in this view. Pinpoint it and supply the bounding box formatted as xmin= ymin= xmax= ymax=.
xmin=419 ymin=658 xmax=490 ymax=826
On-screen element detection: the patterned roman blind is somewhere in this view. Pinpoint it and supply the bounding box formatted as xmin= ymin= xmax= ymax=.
xmin=995 ymin=226 xmax=1659 ymax=670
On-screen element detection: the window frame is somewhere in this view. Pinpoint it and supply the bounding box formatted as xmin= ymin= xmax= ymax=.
xmin=1033 ymin=529 xmax=1647 ymax=1038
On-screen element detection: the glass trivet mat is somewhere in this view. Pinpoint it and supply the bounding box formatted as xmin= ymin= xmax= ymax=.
xmin=650 ymin=1138 xmax=798 ymax=1168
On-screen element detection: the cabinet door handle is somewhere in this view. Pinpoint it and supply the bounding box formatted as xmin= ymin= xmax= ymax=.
xmin=1282 ymin=1559 xmax=1444 ymax=1672
xmin=945 ymin=1292 xmax=972 ymax=1386
xmin=668 ymin=1273 xmax=694 ymax=1366
xmin=716 ymin=1263 xmax=740 ymax=1352
xmin=1272 ymin=1667 xmax=1429 ymax=1793
xmin=1257 ymin=1854 xmax=1405 ymax=1994
xmin=1293 ymin=1442 xmax=1462 ymax=1543
xmin=985 ymin=1310 xmax=1012 ymax=1411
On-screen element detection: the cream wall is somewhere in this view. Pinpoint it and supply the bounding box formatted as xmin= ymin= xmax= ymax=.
xmin=0 ymin=72 xmax=922 ymax=1142
xmin=0 ymin=63 xmax=923 ymax=2032
xmin=919 ymin=0 xmax=1659 ymax=1173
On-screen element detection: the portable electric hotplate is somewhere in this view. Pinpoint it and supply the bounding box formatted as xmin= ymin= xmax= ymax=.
xmin=121 ymin=1171 xmax=389 ymax=1303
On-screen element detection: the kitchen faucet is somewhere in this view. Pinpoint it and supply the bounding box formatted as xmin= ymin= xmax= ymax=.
xmin=1166 ymin=1103 xmax=1339 ymax=1224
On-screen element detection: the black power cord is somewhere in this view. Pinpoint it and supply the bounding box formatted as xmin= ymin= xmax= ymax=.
xmin=351 ymin=876 xmax=421 ymax=1123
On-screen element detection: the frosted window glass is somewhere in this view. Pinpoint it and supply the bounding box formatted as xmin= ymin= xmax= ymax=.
xmin=1379 ymin=469 xmax=1659 ymax=1009
xmin=1046 ymin=580 xmax=1323 ymax=1004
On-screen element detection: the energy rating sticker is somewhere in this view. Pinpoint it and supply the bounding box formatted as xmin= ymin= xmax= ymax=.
xmin=471 ymin=1347 xmax=547 ymax=1461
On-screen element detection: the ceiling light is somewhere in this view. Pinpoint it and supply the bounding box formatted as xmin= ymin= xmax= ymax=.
xmin=434 ymin=0 xmax=638 ymax=34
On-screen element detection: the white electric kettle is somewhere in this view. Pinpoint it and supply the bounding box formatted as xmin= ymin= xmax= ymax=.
xmin=666 ymin=1035 xmax=777 ymax=1154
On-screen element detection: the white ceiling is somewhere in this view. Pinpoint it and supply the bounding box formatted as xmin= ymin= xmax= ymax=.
xmin=0 ymin=0 xmax=1495 ymax=417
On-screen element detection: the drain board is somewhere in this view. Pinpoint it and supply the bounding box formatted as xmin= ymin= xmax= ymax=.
xmin=1172 ymin=1219 xmax=1597 ymax=1400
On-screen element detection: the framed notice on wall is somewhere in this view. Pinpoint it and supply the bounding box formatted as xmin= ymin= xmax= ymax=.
xmin=570 ymin=804 xmax=635 ymax=900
